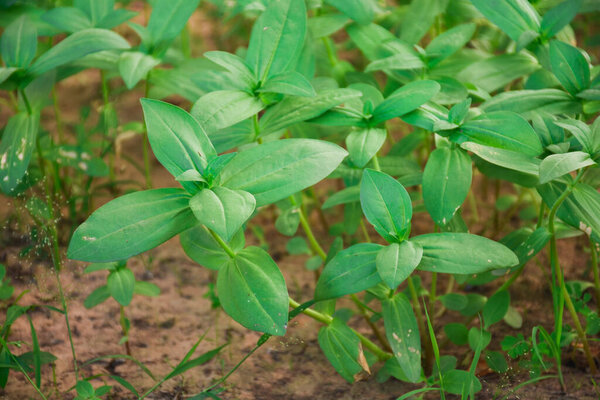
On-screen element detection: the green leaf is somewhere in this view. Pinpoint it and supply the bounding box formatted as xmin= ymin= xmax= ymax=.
xmin=204 ymin=51 xmax=257 ymax=89
xmin=444 ymin=323 xmax=469 ymax=346
xmin=318 ymin=318 xmax=363 ymax=383
xmin=470 ymin=0 xmax=540 ymax=42
xmin=164 ymin=344 xmax=225 ymax=380
xmin=84 ymin=262 xmax=118 ymax=274
xmin=275 ymin=207 xmax=300 ymax=236
xmin=259 ymin=88 xmax=361 ymax=136
xmin=118 ymin=51 xmax=160 ymax=89
xmin=191 ymin=90 xmax=265 ymax=134
xmin=442 ymin=369 xmax=481 ymax=396
xmin=76 ymin=380 xmax=95 ymax=398
xmin=382 ymin=294 xmax=421 ymax=383
xmin=346 ymin=127 xmax=386 ymax=168
xmin=365 ymin=49 xmax=425 ymax=73
xmin=541 ymin=0 xmax=582 ymax=38
xmin=371 ymin=80 xmax=440 ymax=126
xmin=456 ymin=53 xmax=539 ymax=94
xmin=84 ymin=285 xmax=111 ymax=309
xmin=322 ymin=186 xmax=360 ymax=209
xmin=376 ymin=241 xmax=423 ymax=289
xmin=308 ymin=14 xmax=349 ymax=39
xmin=460 ymin=111 xmax=543 ymax=156
xmin=554 ymin=119 xmax=597 ymax=154
xmin=68 ymin=188 xmax=196 ymax=262
xmin=190 ymin=187 xmax=255 ymax=242
xmin=360 ymin=169 xmax=412 ymax=243
xmin=75 ymin=0 xmax=112 ymax=24
xmin=28 ymin=29 xmax=130 ymax=77
xmin=257 ymin=71 xmax=315 ymax=97
xmin=141 ymin=98 xmax=216 ymax=187
xmin=0 ymin=67 xmax=17 ymax=85
xmin=219 ymin=139 xmax=347 ymax=207
xmin=426 ymin=23 xmax=476 ymax=67
xmin=180 ymin=226 xmax=245 ymax=270
xmin=42 ymin=7 xmax=92 ymax=33
xmin=399 ymin=0 xmax=448 ymax=44
xmin=134 ymin=281 xmax=160 ymax=297
xmin=1 ymin=16 xmax=37 ymax=68
xmin=539 ymin=151 xmax=595 ymax=184
xmin=217 ymin=246 xmax=288 ymax=335
xmin=460 ymin=142 xmax=540 ymax=177
xmin=482 ymin=290 xmax=510 ymax=329
xmin=107 ymin=267 xmax=135 ymax=306
xmin=315 ymin=243 xmax=383 ymax=301
xmin=324 ymin=0 xmax=375 ymax=25
xmin=549 ymin=40 xmax=590 ymax=95
xmin=245 ymin=0 xmax=307 ymax=80
xmin=440 ymin=293 xmax=468 ymax=311
xmin=146 ymin=0 xmax=200 ymax=51
xmin=423 ymin=147 xmax=472 ymax=226
xmin=0 ymin=112 xmax=39 ymax=196
xmin=481 ymin=89 xmax=582 ymax=118
xmin=485 ymin=351 xmax=508 ymax=373
xmin=412 ymin=233 xmax=519 ymax=274
xmin=286 ymin=237 xmax=311 ymax=255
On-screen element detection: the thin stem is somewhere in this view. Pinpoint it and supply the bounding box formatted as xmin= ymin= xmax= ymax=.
xmin=590 ymin=238 xmax=600 ymax=311
xmin=289 ymin=298 xmax=392 ymax=361
xmin=360 ymin=219 xmax=371 ymax=243
xmin=19 ymin=89 xmax=32 ymax=114
xmin=290 ymin=195 xmax=327 ymax=260
xmin=407 ymin=277 xmax=433 ymax=374
xmin=429 ymin=272 xmax=437 ymax=317
xmin=371 ymin=154 xmax=381 ymax=172
xmin=561 ymin=282 xmax=597 ymax=374
xmin=120 ymin=305 xmax=131 ymax=356
xmin=350 ymin=294 xmax=391 ymax=352
xmin=208 ymin=229 xmax=236 ymax=258
xmin=0 ymin=338 xmax=48 ymax=400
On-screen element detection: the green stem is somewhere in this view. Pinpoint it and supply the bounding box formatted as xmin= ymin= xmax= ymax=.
xmin=289 ymin=195 xmax=327 ymax=260
xmin=371 ymin=154 xmax=381 ymax=172
xmin=19 ymin=89 xmax=32 ymax=114
xmin=350 ymin=294 xmax=391 ymax=352
xmin=289 ymin=298 xmax=391 ymax=360
xmin=429 ymin=272 xmax=437 ymax=317
xmin=590 ymin=238 xmax=600 ymax=311
xmin=0 ymin=338 xmax=48 ymax=400
xmin=407 ymin=277 xmax=433 ymax=375
xmin=208 ymin=229 xmax=236 ymax=258
xmin=120 ymin=305 xmax=131 ymax=356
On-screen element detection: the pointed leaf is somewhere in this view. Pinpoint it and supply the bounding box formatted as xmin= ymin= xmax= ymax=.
xmin=146 ymin=0 xmax=200 ymax=51
xmin=376 ymin=241 xmax=423 ymax=289
xmin=470 ymin=0 xmax=540 ymax=42
xmin=346 ymin=127 xmax=386 ymax=168
xmin=118 ymin=51 xmax=160 ymax=89
xmin=539 ymin=151 xmax=595 ymax=184
xmin=204 ymin=50 xmax=257 ymax=88
xmin=1 ymin=16 xmax=37 ymax=68
xmin=549 ymin=40 xmax=590 ymax=95
xmin=68 ymin=188 xmax=196 ymax=262
xmin=107 ymin=267 xmax=135 ymax=306
xmin=180 ymin=226 xmax=245 ymax=270
xmin=191 ymin=90 xmax=264 ymax=134
xmin=257 ymin=71 xmax=315 ymax=97
xmin=318 ymin=318 xmax=363 ymax=383
xmin=371 ymin=81 xmax=440 ymax=125
xmin=217 ymin=246 xmax=288 ymax=335
xmin=0 ymin=112 xmax=39 ymax=196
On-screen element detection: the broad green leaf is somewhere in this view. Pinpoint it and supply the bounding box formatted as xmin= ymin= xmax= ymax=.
xmin=509 ymin=227 xmax=551 ymax=266
xmin=470 ymin=0 xmax=540 ymax=42
xmin=448 ymin=98 xmax=471 ymax=125
xmin=1 ymin=16 xmax=37 ymax=68
xmin=365 ymin=49 xmax=425 ymax=73
xmin=402 ymin=101 xmax=450 ymax=131
xmin=539 ymin=151 xmax=595 ymax=184
xmin=259 ymin=88 xmax=361 ymax=136
xmin=180 ymin=225 xmax=245 ymax=270
xmin=482 ymin=290 xmax=510 ymax=329
xmin=382 ymin=294 xmax=421 ymax=383
xmin=315 ymin=243 xmax=383 ymax=301
xmin=549 ymin=40 xmax=590 ymax=95
xmin=322 ymin=186 xmax=360 ymax=209
xmin=456 ymin=53 xmax=539 ymax=93
xmin=141 ymin=98 xmax=216 ymax=187
xmin=318 ymin=318 xmax=364 ymax=383
xmin=376 ymin=241 xmax=423 ymax=289
xmin=554 ymin=119 xmax=597 ymax=154
xmin=426 ymin=23 xmax=476 ymax=67
xmin=485 ymin=351 xmax=508 ymax=373
xmin=0 ymin=112 xmax=39 ymax=195
xmin=118 ymin=51 xmax=160 ymax=89
xmin=325 ymin=0 xmax=375 ymax=25
xmin=191 ymin=90 xmax=265 ymax=134
xmin=442 ymin=369 xmax=482 ymax=395
xmin=440 ymin=293 xmax=468 ymax=311
xmin=75 ymin=0 xmax=112 ymax=24
xmin=461 ymin=141 xmax=540 ymax=177
xmin=460 ymin=111 xmax=543 ymax=156
xmin=246 ymin=0 xmax=307 ymax=80
xmin=68 ymin=188 xmax=196 ymax=262
xmin=84 ymin=285 xmax=110 ymax=308
xmin=346 ymin=22 xmax=396 ymax=61
xmin=146 ymin=0 xmax=200 ymax=51
xmin=412 ymin=233 xmax=519 ymax=274
xmin=28 ymin=29 xmax=130 ymax=77
xmin=360 ymin=169 xmax=412 ymax=242
xmin=480 ymin=89 xmax=582 ymax=118
xmin=541 ymin=0 xmax=582 ymax=38
xmin=41 ymin=7 xmax=92 ymax=33
xmin=257 ymin=71 xmax=315 ymax=97
xmin=204 ymin=51 xmax=257 ymax=89
xmin=400 ymin=0 xmax=448 ymax=44
xmin=308 ymin=14 xmax=349 ymax=39
xmin=217 ymin=246 xmax=288 ymax=335
xmin=134 ymin=281 xmax=160 ymax=297
xmin=219 ymin=139 xmax=348 ymax=206
xmin=0 ymin=67 xmax=17 ymax=85
xmin=107 ymin=267 xmax=135 ymax=306
xmin=275 ymin=207 xmax=300 ymax=236
xmin=190 ymin=187 xmax=255 ymax=242
xmin=346 ymin=127 xmax=386 ymax=168
xmin=423 ymin=147 xmax=472 ymax=226
xmin=538 ymin=181 xmax=600 ymax=243
xmin=84 ymin=262 xmax=118 ymax=274
xmin=444 ymin=323 xmax=469 ymax=346
xmin=97 ymin=9 xmax=137 ymax=30
xmin=371 ymin=81 xmax=440 ymax=126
